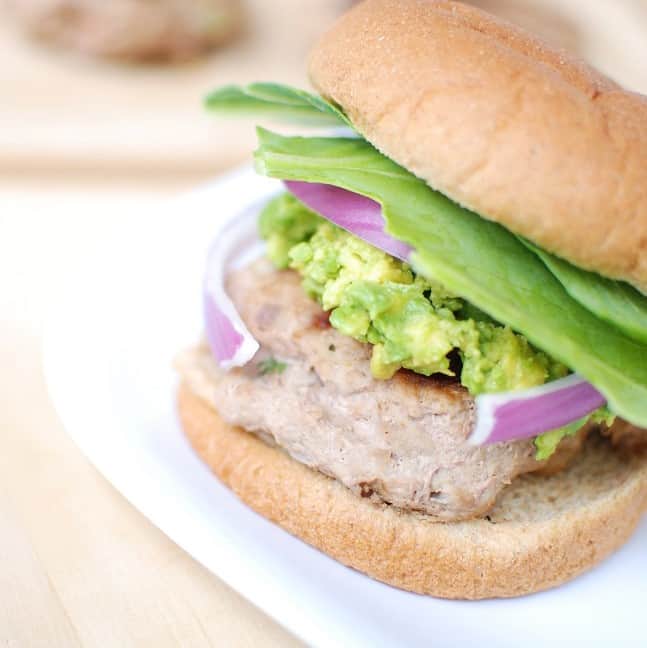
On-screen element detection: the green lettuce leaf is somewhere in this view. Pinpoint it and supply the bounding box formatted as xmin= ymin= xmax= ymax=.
xmin=254 ymin=128 xmax=647 ymax=428
xmin=521 ymin=240 xmax=647 ymax=345
xmin=205 ymin=83 xmax=349 ymax=127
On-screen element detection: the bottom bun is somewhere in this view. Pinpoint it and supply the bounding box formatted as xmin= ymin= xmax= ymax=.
xmin=177 ymin=383 xmax=647 ymax=599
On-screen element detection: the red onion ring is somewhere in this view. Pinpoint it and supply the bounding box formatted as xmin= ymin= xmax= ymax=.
xmin=203 ymin=201 xmax=264 ymax=368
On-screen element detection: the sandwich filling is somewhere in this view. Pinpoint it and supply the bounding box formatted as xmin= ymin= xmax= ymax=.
xmin=203 ymin=82 xmax=647 ymax=453
xmin=260 ymin=192 xmax=613 ymax=458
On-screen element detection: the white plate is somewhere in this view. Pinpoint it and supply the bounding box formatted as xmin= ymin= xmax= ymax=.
xmin=44 ymin=168 xmax=647 ymax=648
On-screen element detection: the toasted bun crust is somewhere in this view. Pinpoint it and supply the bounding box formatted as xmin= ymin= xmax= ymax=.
xmin=308 ymin=0 xmax=647 ymax=294
xmin=178 ymin=382 xmax=647 ymax=599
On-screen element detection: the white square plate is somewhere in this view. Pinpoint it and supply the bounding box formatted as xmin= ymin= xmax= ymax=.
xmin=44 ymin=168 xmax=647 ymax=647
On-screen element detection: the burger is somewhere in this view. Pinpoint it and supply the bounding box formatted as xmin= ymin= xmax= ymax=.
xmin=7 ymin=0 xmax=242 ymax=61
xmin=175 ymin=0 xmax=647 ymax=599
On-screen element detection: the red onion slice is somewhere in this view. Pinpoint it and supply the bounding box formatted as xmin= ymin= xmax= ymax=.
xmin=203 ymin=201 xmax=265 ymax=368
xmin=469 ymin=374 xmax=606 ymax=445
xmin=284 ymin=180 xmax=413 ymax=262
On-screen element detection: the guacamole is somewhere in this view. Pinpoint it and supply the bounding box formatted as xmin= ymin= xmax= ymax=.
xmin=260 ymin=193 xmax=568 ymax=395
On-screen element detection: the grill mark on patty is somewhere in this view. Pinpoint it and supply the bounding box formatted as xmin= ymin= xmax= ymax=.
xmin=310 ymin=310 xmax=332 ymax=330
xmin=395 ymin=369 xmax=465 ymax=403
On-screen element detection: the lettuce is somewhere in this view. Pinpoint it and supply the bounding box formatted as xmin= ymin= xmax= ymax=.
xmin=253 ymin=128 xmax=647 ymax=428
xmin=522 ymin=240 xmax=647 ymax=345
xmin=205 ymin=83 xmax=348 ymax=127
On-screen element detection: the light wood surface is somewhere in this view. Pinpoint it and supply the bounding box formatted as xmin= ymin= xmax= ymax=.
xmin=1 ymin=1 xmax=646 ymax=646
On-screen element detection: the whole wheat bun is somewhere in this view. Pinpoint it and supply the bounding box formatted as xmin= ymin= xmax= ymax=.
xmin=178 ymin=382 xmax=647 ymax=599
xmin=308 ymin=0 xmax=647 ymax=295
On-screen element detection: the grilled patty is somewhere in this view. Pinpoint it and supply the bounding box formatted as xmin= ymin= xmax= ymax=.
xmin=178 ymin=259 xmax=590 ymax=520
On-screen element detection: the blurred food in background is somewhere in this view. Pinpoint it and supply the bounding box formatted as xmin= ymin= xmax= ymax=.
xmin=4 ymin=0 xmax=243 ymax=61
xmin=1 ymin=0 xmax=350 ymax=180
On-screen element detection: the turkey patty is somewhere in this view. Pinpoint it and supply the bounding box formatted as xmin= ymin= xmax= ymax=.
xmin=177 ymin=258 xmax=584 ymax=521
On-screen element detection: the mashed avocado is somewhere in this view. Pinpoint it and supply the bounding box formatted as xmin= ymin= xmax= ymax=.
xmin=534 ymin=408 xmax=615 ymax=460
xmin=260 ymin=194 xmax=568 ymax=395
xmin=259 ymin=192 xmax=320 ymax=268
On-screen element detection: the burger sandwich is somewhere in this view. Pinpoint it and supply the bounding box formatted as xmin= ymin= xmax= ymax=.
xmin=176 ymin=0 xmax=647 ymax=599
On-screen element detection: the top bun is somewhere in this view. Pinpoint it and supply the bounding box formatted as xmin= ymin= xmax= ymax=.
xmin=309 ymin=0 xmax=647 ymax=294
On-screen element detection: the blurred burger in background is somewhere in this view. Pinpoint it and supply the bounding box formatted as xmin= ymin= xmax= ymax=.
xmin=4 ymin=0 xmax=244 ymax=61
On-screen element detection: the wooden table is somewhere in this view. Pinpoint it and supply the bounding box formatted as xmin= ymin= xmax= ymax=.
xmin=1 ymin=1 xmax=646 ymax=645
